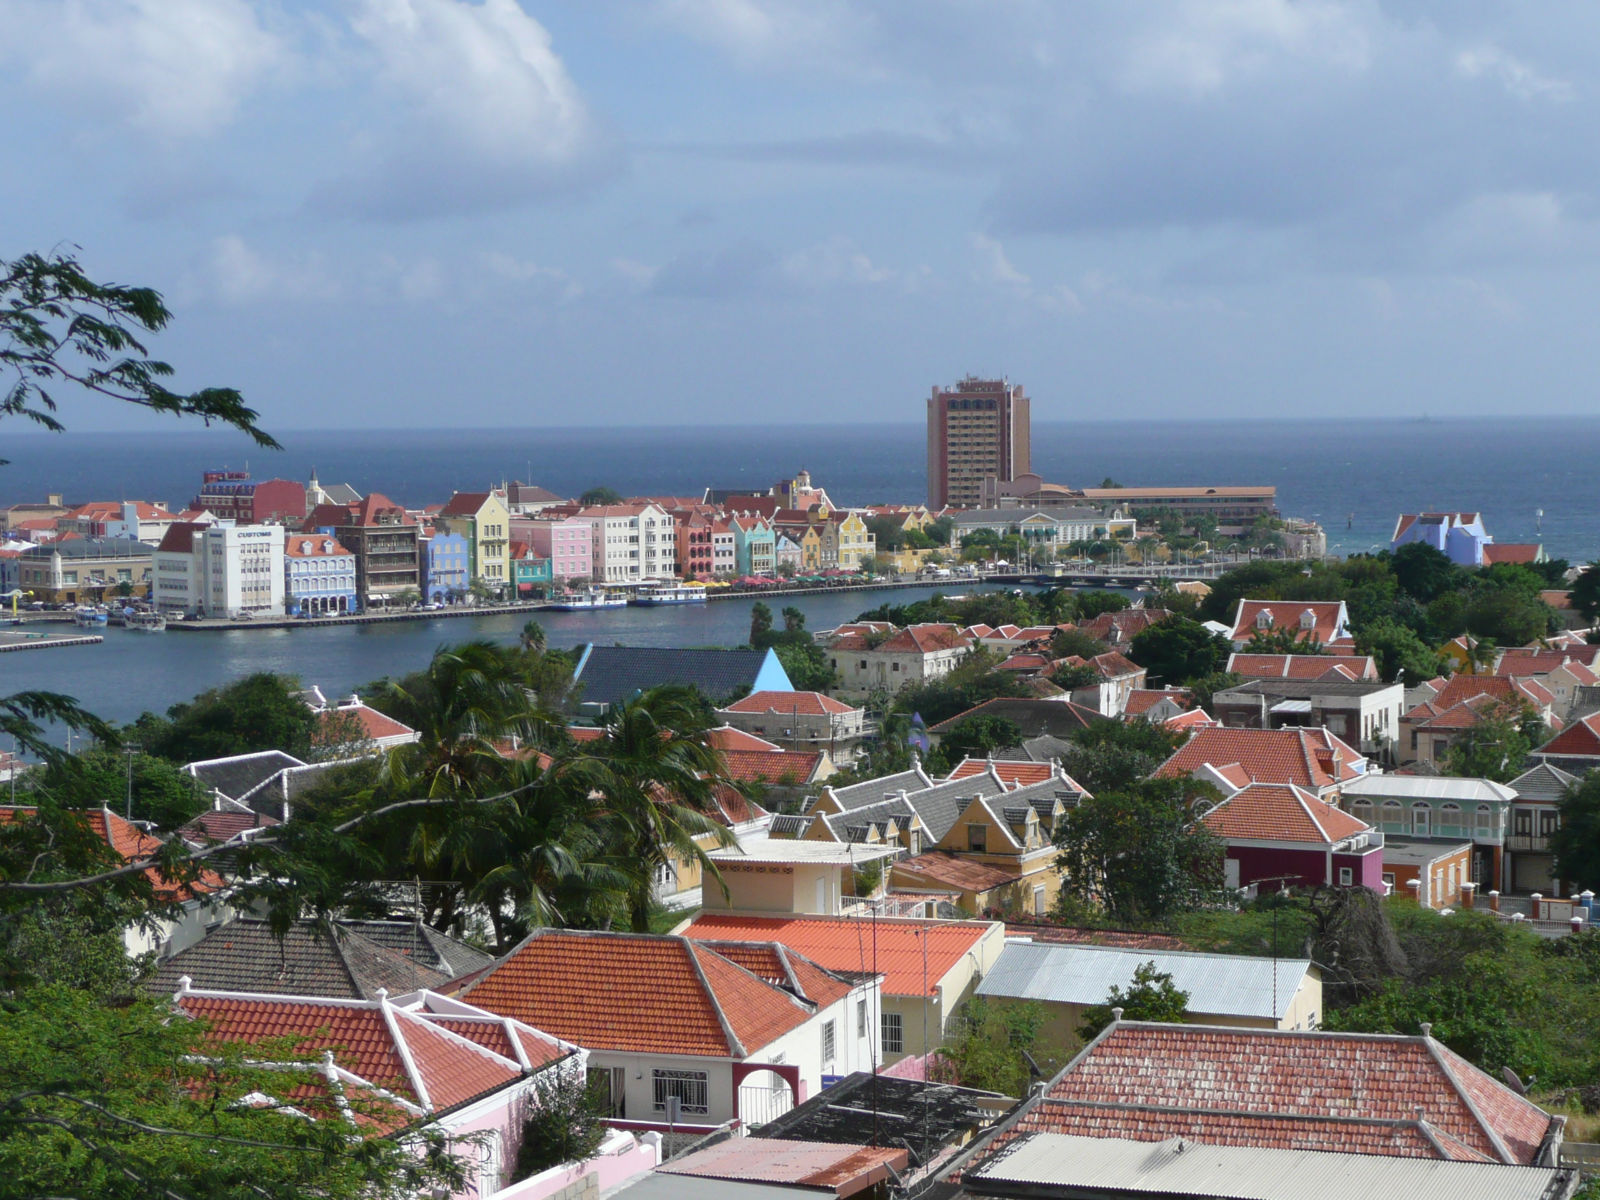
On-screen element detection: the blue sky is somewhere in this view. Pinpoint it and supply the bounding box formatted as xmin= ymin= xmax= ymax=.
xmin=4 ymin=1 xmax=1598 ymax=430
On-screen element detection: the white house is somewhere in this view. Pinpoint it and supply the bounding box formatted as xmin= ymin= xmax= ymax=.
xmin=825 ymin=623 xmax=973 ymax=695
xmin=575 ymin=503 xmax=677 ymax=583
xmin=153 ymin=519 xmax=285 ymax=617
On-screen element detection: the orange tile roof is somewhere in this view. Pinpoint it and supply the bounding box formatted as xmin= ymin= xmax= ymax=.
xmin=1034 ymin=1022 xmax=1555 ymax=1165
xmin=1230 ymin=600 xmax=1348 ymax=645
xmin=724 ymin=690 xmax=858 ymax=716
xmin=681 ymin=914 xmax=994 ymax=998
xmin=1123 ymin=689 xmax=1193 ymax=716
xmin=707 ymin=726 xmax=784 ymax=752
xmin=691 ymin=941 xmax=854 ymax=1009
xmin=0 ymin=806 xmax=223 ymax=900
xmin=1155 ymin=727 xmax=1363 ymax=791
xmin=178 ymin=992 xmax=526 ymax=1121
xmin=1201 ymin=783 xmax=1370 ymax=845
xmin=947 ymin=758 xmax=1054 ymax=786
xmin=1480 ymin=543 xmax=1543 ymax=564
xmin=462 ymin=930 xmax=814 ymax=1057
xmin=1425 ymin=674 xmax=1523 ymax=711
xmin=318 ymin=704 xmax=415 ymax=743
xmin=1227 ymin=653 xmax=1375 ymax=681
xmin=717 ymin=747 xmax=826 ymax=785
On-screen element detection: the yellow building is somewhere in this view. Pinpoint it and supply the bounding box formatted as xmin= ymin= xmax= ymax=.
xmin=437 ymin=490 xmax=511 ymax=595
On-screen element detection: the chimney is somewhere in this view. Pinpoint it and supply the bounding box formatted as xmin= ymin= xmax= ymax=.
xmin=1460 ymin=882 xmax=1475 ymax=909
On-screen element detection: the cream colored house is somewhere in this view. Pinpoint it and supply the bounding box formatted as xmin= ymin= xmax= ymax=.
xmin=437 ymin=490 xmax=512 ymax=594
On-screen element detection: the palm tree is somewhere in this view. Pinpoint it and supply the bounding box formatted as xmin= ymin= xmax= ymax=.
xmin=568 ymin=685 xmax=736 ymax=931
xmin=520 ymin=619 xmax=547 ymax=653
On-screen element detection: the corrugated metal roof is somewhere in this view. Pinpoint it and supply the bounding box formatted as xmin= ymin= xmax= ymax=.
xmin=967 ymin=1132 xmax=1570 ymax=1200
xmin=976 ymin=941 xmax=1312 ymax=1021
xmin=1344 ymin=775 xmax=1517 ymax=803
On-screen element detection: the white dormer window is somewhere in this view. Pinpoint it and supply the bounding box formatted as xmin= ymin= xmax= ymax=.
xmin=1299 ymin=609 xmax=1317 ymax=631
xmin=1256 ymin=609 xmax=1274 ymax=629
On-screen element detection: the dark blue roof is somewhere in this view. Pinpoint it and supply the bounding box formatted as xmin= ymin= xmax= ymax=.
xmin=572 ymin=644 xmax=792 ymax=707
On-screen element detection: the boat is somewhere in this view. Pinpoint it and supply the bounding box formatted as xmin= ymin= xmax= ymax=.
xmin=73 ymin=606 xmax=108 ymax=628
xmin=125 ymin=610 xmax=167 ymax=632
xmin=545 ymin=588 xmax=629 ymax=612
xmin=628 ymin=583 xmax=709 ymax=607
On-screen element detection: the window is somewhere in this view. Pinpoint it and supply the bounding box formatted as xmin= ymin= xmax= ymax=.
xmin=822 ymin=1019 xmax=836 ymax=1064
xmin=1412 ymin=803 xmax=1430 ymax=837
xmin=857 ymin=997 xmax=867 ymax=1037
xmin=1338 ymin=867 xmax=1353 ymax=886
xmin=966 ymin=823 xmax=987 ymax=852
xmin=652 ymin=1069 xmax=708 ymax=1115
xmin=881 ymin=1011 xmax=903 ymax=1054
xmin=1476 ymin=804 xmax=1496 ymax=836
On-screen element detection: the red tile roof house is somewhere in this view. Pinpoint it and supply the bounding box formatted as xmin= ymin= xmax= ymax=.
xmin=0 ymin=805 xmax=232 ymax=961
xmin=681 ymin=913 xmax=1005 ymax=1067
xmin=1532 ymin=712 xmax=1600 ymax=775
xmin=1228 ymin=599 xmax=1354 ymax=652
xmin=1227 ymin=652 xmax=1379 ymax=682
xmin=1400 ymin=675 xmax=1555 ymax=769
xmin=1198 ymin=782 xmax=1385 ymax=894
xmin=825 ymin=623 xmax=973 ymax=696
xmin=963 ymin=1021 xmax=1568 ymax=1194
xmin=171 ymin=981 xmax=634 ymax=1200
xmin=457 ymin=929 xmax=880 ymax=1131
xmin=1155 ymin=725 xmax=1369 ymax=803
xmin=715 ymin=690 xmax=870 ymax=765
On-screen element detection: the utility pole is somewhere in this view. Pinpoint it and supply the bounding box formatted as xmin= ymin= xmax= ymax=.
xmin=124 ymin=743 xmax=142 ymax=820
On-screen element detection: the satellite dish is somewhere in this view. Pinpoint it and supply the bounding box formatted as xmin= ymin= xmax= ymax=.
xmin=1501 ymin=1066 xmax=1527 ymax=1096
xmin=1021 ymin=1048 xmax=1044 ymax=1079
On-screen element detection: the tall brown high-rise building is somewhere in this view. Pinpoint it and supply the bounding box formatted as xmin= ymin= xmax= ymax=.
xmin=925 ymin=376 xmax=1030 ymax=509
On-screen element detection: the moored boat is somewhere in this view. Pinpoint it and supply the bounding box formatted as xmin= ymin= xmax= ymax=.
xmin=628 ymin=583 xmax=708 ymax=606
xmin=125 ymin=610 xmax=167 ymax=632
xmin=546 ymin=588 xmax=629 ymax=612
xmin=73 ymin=606 xmax=109 ymax=627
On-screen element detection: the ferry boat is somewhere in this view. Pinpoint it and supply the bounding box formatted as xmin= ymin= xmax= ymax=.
xmin=545 ymin=588 xmax=629 ymax=612
xmin=628 ymin=583 xmax=708 ymax=607
xmin=125 ymin=610 xmax=167 ymax=632
xmin=73 ymin=606 xmax=109 ymax=627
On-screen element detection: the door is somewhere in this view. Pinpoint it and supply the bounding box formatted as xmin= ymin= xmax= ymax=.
xmin=588 ymin=1066 xmax=626 ymax=1118
xmin=1225 ymin=858 xmax=1241 ymax=889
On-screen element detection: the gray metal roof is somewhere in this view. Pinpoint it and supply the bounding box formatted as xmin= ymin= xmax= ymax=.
xmin=1509 ymin=762 xmax=1579 ymax=804
xmin=1344 ymin=774 xmax=1517 ymax=803
xmin=1217 ymin=678 xmax=1402 ymax=700
xmin=977 ymin=941 xmax=1312 ymax=1021
xmin=1381 ymin=836 xmax=1477 ymax=867
xmin=966 ymin=1132 xmax=1573 ymax=1200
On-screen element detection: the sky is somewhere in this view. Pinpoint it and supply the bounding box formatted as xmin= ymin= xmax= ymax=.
xmin=4 ymin=1 xmax=1599 ymax=431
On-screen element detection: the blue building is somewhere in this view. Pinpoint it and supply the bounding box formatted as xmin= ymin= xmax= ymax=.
xmin=420 ymin=532 xmax=470 ymax=604
xmin=285 ymin=534 xmax=357 ymax=615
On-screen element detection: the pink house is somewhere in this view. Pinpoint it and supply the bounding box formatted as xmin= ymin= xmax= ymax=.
xmin=514 ymin=517 xmax=592 ymax=583
xmin=1201 ymin=782 xmax=1385 ymax=893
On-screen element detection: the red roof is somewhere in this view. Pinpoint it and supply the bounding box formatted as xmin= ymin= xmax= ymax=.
xmin=319 ymin=703 xmax=416 ymax=743
xmin=0 ymin=806 xmax=222 ymax=900
xmin=1480 ymin=543 xmax=1543 ymax=564
xmin=1495 ymin=650 xmax=1600 ymax=677
xmin=438 ymin=491 xmax=493 ymax=517
xmin=681 ymin=913 xmax=994 ymax=998
xmin=1537 ymin=712 xmax=1600 ymax=759
xmin=156 ymin=521 xmax=209 ymax=554
xmin=1227 ymin=653 xmax=1376 ymax=681
xmin=723 ymin=690 xmax=859 ymax=717
xmin=1201 ymin=782 xmax=1371 ymax=845
xmin=947 ymin=758 xmax=1055 ymax=786
xmin=660 ymin=1138 xmax=907 ymax=1190
xmin=717 ymin=747 xmax=826 ymax=785
xmin=461 ymin=930 xmax=815 ymax=1057
xmin=707 ymin=726 xmax=784 ymax=752
xmin=1155 ymin=727 xmax=1364 ymax=792
xmin=690 ymin=942 xmax=853 ymax=1008
xmin=178 ymin=809 xmax=280 ymax=847
xmin=1026 ymin=1022 xmax=1557 ymax=1166
xmin=178 ymin=991 xmax=531 ymax=1123
xmin=285 ymin=535 xmax=351 ymax=558
xmin=1230 ymin=600 xmax=1347 ymax=646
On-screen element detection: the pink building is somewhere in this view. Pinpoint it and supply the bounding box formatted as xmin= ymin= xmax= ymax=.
xmin=515 ymin=516 xmax=592 ymax=583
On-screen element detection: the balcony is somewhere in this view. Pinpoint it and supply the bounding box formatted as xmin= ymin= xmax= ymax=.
xmin=1508 ymin=834 xmax=1552 ymax=852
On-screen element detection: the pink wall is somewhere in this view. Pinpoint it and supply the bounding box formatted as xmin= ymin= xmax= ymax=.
xmin=489 ymin=1130 xmax=660 ymax=1200
xmin=515 ymin=519 xmax=592 ymax=582
xmin=1228 ymin=843 xmax=1384 ymax=893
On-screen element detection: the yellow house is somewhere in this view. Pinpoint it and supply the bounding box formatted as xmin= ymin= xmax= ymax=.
xmin=830 ymin=512 xmax=876 ymax=570
xmin=438 ymin=490 xmax=511 ymax=594
xmin=779 ymin=523 xmax=824 ymax=572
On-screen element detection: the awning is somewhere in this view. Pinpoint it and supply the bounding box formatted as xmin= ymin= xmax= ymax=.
xmin=1271 ymin=699 xmax=1314 ymax=715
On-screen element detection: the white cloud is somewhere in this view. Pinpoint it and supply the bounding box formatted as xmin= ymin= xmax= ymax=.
xmin=314 ymin=0 xmax=616 ymax=217
xmin=205 ymin=235 xmax=340 ymax=304
xmin=482 ymin=251 xmax=582 ymax=301
xmin=610 ymin=258 xmax=660 ymax=291
xmin=0 ymin=0 xmax=283 ymax=138
xmin=971 ymin=233 xmax=1081 ymax=313
xmin=781 ymin=237 xmax=898 ymax=289
xmin=647 ymin=0 xmax=874 ymax=72
xmin=1456 ymin=45 xmax=1573 ymax=104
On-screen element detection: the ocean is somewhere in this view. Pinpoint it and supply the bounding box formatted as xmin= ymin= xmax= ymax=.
xmin=1 ymin=416 xmax=1596 ymax=561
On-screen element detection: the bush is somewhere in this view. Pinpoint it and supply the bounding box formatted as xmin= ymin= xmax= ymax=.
xmin=513 ymin=1072 xmax=609 ymax=1180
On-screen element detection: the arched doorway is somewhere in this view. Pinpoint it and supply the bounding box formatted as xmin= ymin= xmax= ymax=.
xmin=736 ymin=1068 xmax=795 ymax=1130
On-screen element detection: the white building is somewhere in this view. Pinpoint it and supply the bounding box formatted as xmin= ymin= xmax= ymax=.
xmin=153 ymin=520 xmax=285 ymax=617
xmin=576 ymin=503 xmax=677 ymax=583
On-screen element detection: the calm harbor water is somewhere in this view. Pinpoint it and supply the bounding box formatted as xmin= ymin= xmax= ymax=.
xmin=0 ymin=585 xmax=1031 ymax=733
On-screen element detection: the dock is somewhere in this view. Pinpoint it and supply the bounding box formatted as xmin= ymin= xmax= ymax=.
xmin=0 ymin=629 xmax=104 ymax=653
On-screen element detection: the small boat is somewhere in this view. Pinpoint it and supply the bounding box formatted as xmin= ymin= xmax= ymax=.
xmin=73 ymin=606 xmax=108 ymax=628
xmin=628 ymin=583 xmax=708 ymax=607
xmin=546 ymin=589 xmax=629 ymax=612
xmin=125 ymin=610 xmax=167 ymax=632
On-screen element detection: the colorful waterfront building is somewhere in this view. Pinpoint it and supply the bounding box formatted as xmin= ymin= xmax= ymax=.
xmin=509 ymin=541 xmax=554 ymax=597
xmin=285 ymin=533 xmax=356 ymax=616
xmin=514 ymin=516 xmax=592 ymax=583
xmin=730 ymin=515 xmax=776 ymax=576
xmin=437 ymin=490 xmax=512 ymax=596
xmin=418 ymin=530 xmax=469 ymax=604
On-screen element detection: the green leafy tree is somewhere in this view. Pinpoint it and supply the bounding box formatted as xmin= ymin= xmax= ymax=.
xmin=937 ymin=998 xmax=1063 ymax=1098
xmin=1466 ymin=585 xmax=1557 ymax=646
xmin=1054 ymin=777 xmax=1225 ymax=924
xmin=1128 ymin=617 xmax=1229 ymax=685
xmin=1078 ymin=961 xmax=1191 ymax=1040
xmin=939 ymin=715 xmax=1024 ymax=763
xmin=519 ymin=619 xmax=547 ymax=652
xmin=512 ymin=1072 xmax=609 ymax=1179
xmin=749 ymin=601 xmax=774 ymax=646
xmin=579 ymin=486 xmax=623 ymax=506
xmin=1074 ymin=591 xmax=1131 ymax=620
xmin=1553 ymin=773 xmax=1600 ymax=890
xmin=140 ymin=674 xmax=318 ymax=764
xmin=891 ymin=648 xmax=1029 ymax=725
xmin=1048 ymin=662 xmax=1100 ymax=690
xmin=1060 ymin=718 xmax=1183 ymax=795
xmin=1389 ymin=543 xmax=1463 ymax=604
xmin=772 ymin=640 xmax=838 ymax=692
xmin=1570 ymin=564 xmax=1600 ymax=626
xmin=0 ymin=249 xmax=275 ymax=455
xmin=1443 ymin=702 xmax=1537 ymax=782
xmin=1355 ymin=617 xmax=1443 ymax=685
xmin=1050 ymin=627 xmax=1109 ymax=661
xmin=16 ymin=748 xmax=206 ymax=830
